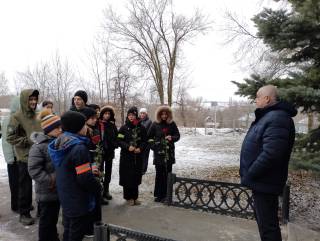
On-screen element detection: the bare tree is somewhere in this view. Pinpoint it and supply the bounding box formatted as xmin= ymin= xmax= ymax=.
xmin=101 ymin=35 xmax=112 ymax=103
xmin=111 ymin=58 xmax=136 ymax=124
xmin=104 ymin=0 xmax=210 ymax=106
xmin=0 ymin=72 xmax=9 ymax=96
xmin=221 ymin=8 xmax=297 ymax=79
xmin=50 ymin=52 xmax=76 ymax=113
xmin=174 ymin=77 xmax=193 ymax=127
xmin=89 ymin=42 xmax=104 ymax=104
xmin=85 ymin=34 xmax=114 ymax=106
xmin=16 ymin=62 xmax=51 ymax=100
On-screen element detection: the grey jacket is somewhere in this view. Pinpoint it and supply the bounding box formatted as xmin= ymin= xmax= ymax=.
xmin=28 ymin=132 xmax=59 ymax=202
xmin=1 ymin=116 xmax=15 ymax=164
xmin=1 ymin=96 xmax=20 ymax=164
xmin=141 ymin=116 xmax=152 ymax=132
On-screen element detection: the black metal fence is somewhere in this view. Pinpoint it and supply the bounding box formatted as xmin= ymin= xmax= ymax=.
xmin=166 ymin=173 xmax=290 ymax=223
xmin=94 ymin=223 xmax=180 ymax=241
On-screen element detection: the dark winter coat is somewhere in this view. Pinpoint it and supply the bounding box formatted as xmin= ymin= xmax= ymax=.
xmin=240 ymin=101 xmax=297 ymax=195
xmin=148 ymin=106 xmax=180 ymax=166
xmin=87 ymin=124 xmax=101 ymax=157
xmin=117 ymin=120 xmax=147 ymax=187
xmin=48 ymin=132 xmax=101 ymax=217
xmin=6 ymin=89 xmax=42 ymax=162
xmin=28 ymin=132 xmax=59 ymax=202
xmin=140 ymin=116 xmax=152 ymax=132
xmin=99 ymin=120 xmax=118 ymax=160
xmin=69 ymin=104 xmax=87 ymax=113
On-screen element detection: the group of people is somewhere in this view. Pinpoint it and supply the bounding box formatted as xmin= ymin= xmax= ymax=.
xmin=0 ymin=84 xmax=297 ymax=241
xmin=0 ymin=89 xmax=180 ymax=241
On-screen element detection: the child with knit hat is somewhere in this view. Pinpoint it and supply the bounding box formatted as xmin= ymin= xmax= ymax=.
xmin=28 ymin=109 xmax=62 ymax=241
xmin=48 ymin=111 xmax=102 ymax=241
xmin=117 ymin=106 xmax=147 ymax=206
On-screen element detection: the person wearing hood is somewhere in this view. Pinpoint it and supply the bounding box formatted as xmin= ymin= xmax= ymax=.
xmin=28 ymin=109 xmax=62 ymax=241
xmin=139 ymin=108 xmax=152 ymax=175
xmin=99 ymin=106 xmax=118 ymax=202
xmin=48 ymin=111 xmax=102 ymax=241
xmin=147 ymin=106 xmax=180 ymax=203
xmin=70 ymin=90 xmax=88 ymax=112
xmin=117 ymin=107 xmax=147 ymax=206
xmin=7 ymin=89 xmax=42 ymax=225
xmin=1 ymin=96 xmax=20 ymax=213
xmin=240 ymin=85 xmax=297 ymax=241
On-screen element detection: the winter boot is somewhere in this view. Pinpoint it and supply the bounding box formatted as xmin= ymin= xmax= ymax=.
xmin=101 ymin=197 xmax=109 ymax=206
xmin=19 ymin=213 xmax=35 ymax=226
xmin=103 ymin=184 xmax=113 ymax=200
xmin=126 ymin=199 xmax=135 ymax=206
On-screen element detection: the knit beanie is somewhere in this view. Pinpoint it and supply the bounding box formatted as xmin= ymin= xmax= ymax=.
xmin=39 ymin=109 xmax=61 ymax=135
xmin=30 ymin=89 xmax=39 ymax=98
xmin=61 ymin=111 xmax=86 ymax=133
xmin=74 ymin=90 xmax=88 ymax=104
xmin=81 ymin=107 xmax=97 ymax=120
xmin=139 ymin=108 xmax=148 ymax=114
xmin=127 ymin=106 xmax=138 ymax=118
xmin=88 ymin=104 xmax=100 ymax=111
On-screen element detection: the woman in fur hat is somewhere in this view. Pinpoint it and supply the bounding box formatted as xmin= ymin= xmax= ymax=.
xmin=117 ymin=106 xmax=147 ymax=206
xmin=147 ymin=106 xmax=180 ymax=202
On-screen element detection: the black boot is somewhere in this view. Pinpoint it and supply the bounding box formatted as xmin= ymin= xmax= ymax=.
xmin=19 ymin=213 xmax=35 ymax=225
xmin=101 ymin=197 xmax=109 ymax=205
xmin=103 ymin=184 xmax=113 ymax=200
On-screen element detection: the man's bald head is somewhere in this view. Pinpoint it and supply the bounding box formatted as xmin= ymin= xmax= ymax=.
xmin=255 ymin=85 xmax=278 ymax=108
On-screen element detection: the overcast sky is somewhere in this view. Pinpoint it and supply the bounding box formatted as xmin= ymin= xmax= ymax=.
xmin=0 ymin=0 xmax=276 ymax=101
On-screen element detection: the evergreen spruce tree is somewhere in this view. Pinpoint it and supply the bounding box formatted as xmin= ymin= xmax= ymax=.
xmin=232 ymin=0 xmax=320 ymax=172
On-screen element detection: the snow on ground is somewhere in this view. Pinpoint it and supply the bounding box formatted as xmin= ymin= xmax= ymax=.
xmin=0 ymin=139 xmax=9 ymax=182
xmin=0 ymin=129 xmax=245 ymax=194
xmin=109 ymin=129 xmax=244 ymax=194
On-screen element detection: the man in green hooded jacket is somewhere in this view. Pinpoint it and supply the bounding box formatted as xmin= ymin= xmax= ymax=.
xmin=7 ymin=89 xmax=42 ymax=225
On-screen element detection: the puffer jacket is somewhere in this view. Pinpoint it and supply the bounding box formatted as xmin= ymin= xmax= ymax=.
xmin=28 ymin=132 xmax=58 ymax=202
xmin=140 ymin=116 xmax=152 ymax=132
xmin=6 ymin=89 xmax=42 ymax=162
xmin=48 ymin=132 xmax=101 ymax=217
xmin=240 ymin=101 xmax=297 ymax=195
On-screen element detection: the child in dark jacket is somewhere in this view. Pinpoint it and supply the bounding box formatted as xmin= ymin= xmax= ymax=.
xmin=48 ymin=111 xmax=101 ymax=241
xmin=28 ymin=109 xmax=62 ymax=241
xmin=82 ymin=106 xmax=104 ymax=237
xmin=99 ymin=106 xmax=118 ymax=201
xmin=117 ymin=107 xmax=147 ymax=206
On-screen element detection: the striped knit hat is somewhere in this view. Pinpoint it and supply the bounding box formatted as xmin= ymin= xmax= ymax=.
xmin=39 ymin=109 xmax=61 ymax=135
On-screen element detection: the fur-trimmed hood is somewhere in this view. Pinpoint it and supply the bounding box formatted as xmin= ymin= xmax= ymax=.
xmin=100 ymin=105 xmax=116 ymax=121
xmin=155 ymin=106 xmax=173 ymax=124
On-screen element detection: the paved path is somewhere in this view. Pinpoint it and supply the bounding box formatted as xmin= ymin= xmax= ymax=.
xmin=102 ymin=194 xmax=260 ymax=241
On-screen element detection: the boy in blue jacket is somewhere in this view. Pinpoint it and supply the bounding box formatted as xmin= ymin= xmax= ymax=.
xmin=48 ymin=111 xmax=101 ymax=241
